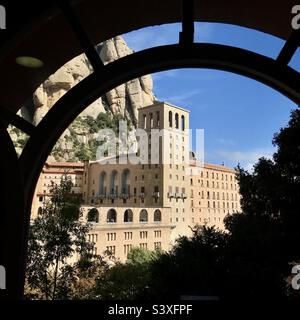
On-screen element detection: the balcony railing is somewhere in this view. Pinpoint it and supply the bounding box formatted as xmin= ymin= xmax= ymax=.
xmin=167 ymin=192 xmax=174 ymax=198
xmin=153 ymin=192 xmax=160 ymax=198
xmin=108 ymin=193 xmax=118 ymax=199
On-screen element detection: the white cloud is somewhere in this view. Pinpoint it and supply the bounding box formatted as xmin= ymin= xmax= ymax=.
xmin=152 ymin=70 xmax=179 ymax=81
xmin=214 ymin=148 xmax=274 ymax=172
xmin=123 ymin=24 xmax=180 ymax=52
xmin=160 ymin=89 xmax=205 ymax=105
xmin=123 ymin=22 xmax=214 ymax=52
xmin=195 ymin=22 xmax=215 ymax=42
xmin=217 ymin=138 xmax=235 ymax=146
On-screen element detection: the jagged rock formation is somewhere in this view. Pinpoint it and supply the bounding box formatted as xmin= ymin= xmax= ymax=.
xmin=32 ymin=54 xmax=104 ymax=125
xmin=32 ymin=36 xmax=155 ymax=126
xmin=11 ymin=36 xmax=156 ymax=161
xmin=100 ymin=36 xmax=155 ymax=122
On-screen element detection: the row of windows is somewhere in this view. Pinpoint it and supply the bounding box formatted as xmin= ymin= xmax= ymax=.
xmin=142 ymin=110 xmax=186 ymax=131
xmin=107 ymin=242 xmax=162 ymax=256
xmin=87 ymin=208 xmax=162 ymax=223
xmin=142 ymin=111 xmax=161 ymax=129
xmin=95 ymin=184 xmax=159 ymax=196
xmin=191 ymin=208 xmax=238 ymax=214
xmin=191 ymin=179 xmax=237 ymax=190
xmin=168 ymin=111 xmax=185 ymax=130
xmin=171 ymin=217 xmax=186 ymax=223
xmin=88 ymin=234 xmax=98 ymax=243
xmin=108 ymin=231 xmax=162 ymax=241
xmin=191 ymin=201 xmax=238 ymax=209
xmin=191 ymin=217 xmax=223 ymax=223
xmin=97 ymin=196 xmax=160 ymax=205
xmin=44 ymin=175 xmax=82 ymax=180
xmin=169 ymin=154 xmax=185 ymax=162
xmin=169 ymin=174 xmax=186 ymax=181
xmin=43 ymin=183 xmax=81 ymax=188
xmin=191 ymin=191 xmax=238 ymax=201
xmin=191 ymin=171 xmax=235 ymax=181
xmin=141 ymin=164 xmax=160 ymax=170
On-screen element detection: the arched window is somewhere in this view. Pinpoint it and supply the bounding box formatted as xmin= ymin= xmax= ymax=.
xmin=150 ymin=113 xmax=154 ymax=128
xmin=87 ymin=208 xmax=99 ymax=223
xmin=99 ymin=171 xmax=106 ymax=195
xmin=139 ymin=209 xmax=148 ymax=223
xmin=107 ymin=209 xmax=117 ymax=223
xmin=37 ymin=207 xmax=43 ymax=216
xmin=154 ymin=209 xmax=162 ymax=222
xmin=121 ymin=169 xmax=130 ymax=194
xmin=110 ymin=170 xmax=118 ymax=194
xmin=156 ymin=111 xmax=160 ymax=128
xmin=181 ymin=115 xmax=185 ymax=131
xmin=169 ymin=111 xmax=173 ymax=127
xmin=124 ymin=209 xmax=133 ymax=223
xmin=175 ymin=113 xmax=179 ymax=129
xmin=143 ymin=114 xmax=147 ymax=129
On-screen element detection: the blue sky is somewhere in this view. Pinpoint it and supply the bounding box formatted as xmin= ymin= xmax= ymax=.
xmin=123 ymin=23 xmax=299 ymax=171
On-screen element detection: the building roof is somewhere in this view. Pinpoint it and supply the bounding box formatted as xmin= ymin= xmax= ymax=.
xmin=44 ymin=162 xmax=84 ymax=168
xmin=190 ymin=161 xmax=237 ymax=173
xmin=139 ymin=101 xmax=191 ymax=113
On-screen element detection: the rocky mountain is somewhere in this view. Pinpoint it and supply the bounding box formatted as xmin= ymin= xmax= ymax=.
xmin=32 ymin=36 xmax=155 ymax=126
xmin=11 ymin=36 xmax=156 ymax=161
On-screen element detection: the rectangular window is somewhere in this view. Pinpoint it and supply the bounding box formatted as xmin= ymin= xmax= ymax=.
xmin=124 ymin=244 xmax=132 ymax=255
xmin=139 ymin=243 xmax=148 ymax=250
xmin=107 ymin=233 xmax=116 ymax=241
xmin=154 ymin=230 xmax=162 ymax=238
xmin=140 ymin=231 xmax=148 ymax=239
xmin=124 ymin=232 xmax=133 ymax=240
xmin=154 ymin=242 xmax=161 ymax=249
xmin=106 ymin=246 xmax=116 ymax=255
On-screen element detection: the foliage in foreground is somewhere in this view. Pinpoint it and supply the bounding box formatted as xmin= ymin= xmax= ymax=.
xmin=25 ymin=175 xmax=105 ymax=300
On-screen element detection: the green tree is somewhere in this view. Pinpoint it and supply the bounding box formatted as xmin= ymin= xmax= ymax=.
xmin=92 ymin=248 xmax=161 ymax=300
xmin=149 ymin=225 xmax=228 ymax=299
xmin=25 ymin=175 xmax=95 ymax=300
xmin=232 ymin=107 xmax=300 ymax=298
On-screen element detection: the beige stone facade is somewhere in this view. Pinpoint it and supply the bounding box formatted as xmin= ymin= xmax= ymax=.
xmin=31 ymin=162 xmax=84 ymax=219
xmin=189 ymin=161 xmax=241 ymax=230
xmin=31 ymin=102 xmax=242 ymax=262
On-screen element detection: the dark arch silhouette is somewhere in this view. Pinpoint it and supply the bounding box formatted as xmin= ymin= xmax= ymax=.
xmin=175 ymin=113 xmax=179 ymax=129
xmin=181 ymin=115 xmax=185 ymax=131
xmin=2 ymin=0 xmax=300 ymax=300
xmin=87 ymin=208 xmax=99 ymax=223
xmin=110 ymin=170 xmax=118 ymax=194
xmin=154 ymin=209 xmax=162 ymax=222
xmin=121 ymin=169 xmax=130 ymax=194
xmin=139 ymin=209 xmax=148 ymax=223
xmin=99 ymin=171 xmax=107 ymax=195
xmin=124 ymin=209 xmax=133 ymax=223
xmin=107 ymin=209 xmax=117 ymax=223
xmin=21 ymin=44 xmax=300 ymax=208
